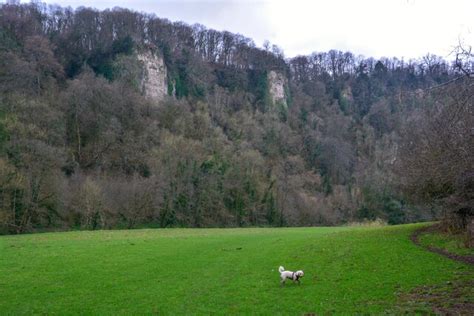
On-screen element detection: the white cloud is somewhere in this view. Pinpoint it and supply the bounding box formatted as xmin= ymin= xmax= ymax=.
xmin=262 ymin=0 xmax=474 ymax=58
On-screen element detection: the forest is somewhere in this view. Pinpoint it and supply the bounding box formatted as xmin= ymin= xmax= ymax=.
xmin=0 ymin=2 xmax=472 ymax=234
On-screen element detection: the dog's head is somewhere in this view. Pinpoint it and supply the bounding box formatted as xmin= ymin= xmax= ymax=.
xmin=296 ymin=270 xmax=304 ymax=278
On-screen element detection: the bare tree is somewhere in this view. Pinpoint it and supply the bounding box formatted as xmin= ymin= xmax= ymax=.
xmin=453 ymin=42 xmax=473 ymax=78
xmin=397 ymin=75 xmax=473 ymax=233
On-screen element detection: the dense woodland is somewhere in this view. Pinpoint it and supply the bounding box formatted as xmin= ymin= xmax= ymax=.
xmin=0 ymin=2 xmax=472 ymax=234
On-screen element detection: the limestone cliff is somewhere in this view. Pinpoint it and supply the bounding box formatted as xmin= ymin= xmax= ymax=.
xmin=267 ymin=70 xmax=288 ymax=108
xmin=137 ymin=51 xmax=168 ymax=101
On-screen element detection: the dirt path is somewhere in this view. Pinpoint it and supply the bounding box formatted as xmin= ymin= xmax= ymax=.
xmin=410 ymin=224 xmax=474 ymax=266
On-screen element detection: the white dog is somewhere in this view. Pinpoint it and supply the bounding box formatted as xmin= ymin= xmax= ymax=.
xmin=279 ymin=266 xmax=304 ymax=285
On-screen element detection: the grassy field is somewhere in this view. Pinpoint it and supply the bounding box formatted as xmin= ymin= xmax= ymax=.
xmin=419 ymin=230 xmax=474 ymax=257
xmin=1 ymin=224 xmax=472 ymax=314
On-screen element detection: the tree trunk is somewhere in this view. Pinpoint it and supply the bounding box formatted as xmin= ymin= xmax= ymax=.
xmin=467 ymin=218 xmax=474 ymax=248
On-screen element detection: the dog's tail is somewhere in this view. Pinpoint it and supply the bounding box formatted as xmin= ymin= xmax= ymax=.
xmin=278 ymin=266 xmax=285 ymax=273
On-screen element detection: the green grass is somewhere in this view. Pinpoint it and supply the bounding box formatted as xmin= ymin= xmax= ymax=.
xmin=419 ymin=230 xmax=474 ymax=256
xmin=0 ymin=224 xmax=472 ymax=315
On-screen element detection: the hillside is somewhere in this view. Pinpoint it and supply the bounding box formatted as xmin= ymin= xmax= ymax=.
xmin=0 ymin=2 xmax=472 ymax=233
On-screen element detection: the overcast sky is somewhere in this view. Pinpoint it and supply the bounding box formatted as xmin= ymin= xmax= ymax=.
xmin=15 ymin=0 xmax=474 ymax=59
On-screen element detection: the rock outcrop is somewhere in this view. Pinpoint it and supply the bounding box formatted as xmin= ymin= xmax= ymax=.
xmin=137 ymin=51 xmax=168 ymax=101
xmin=267 ymin=70 xmax=288 ymax=108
